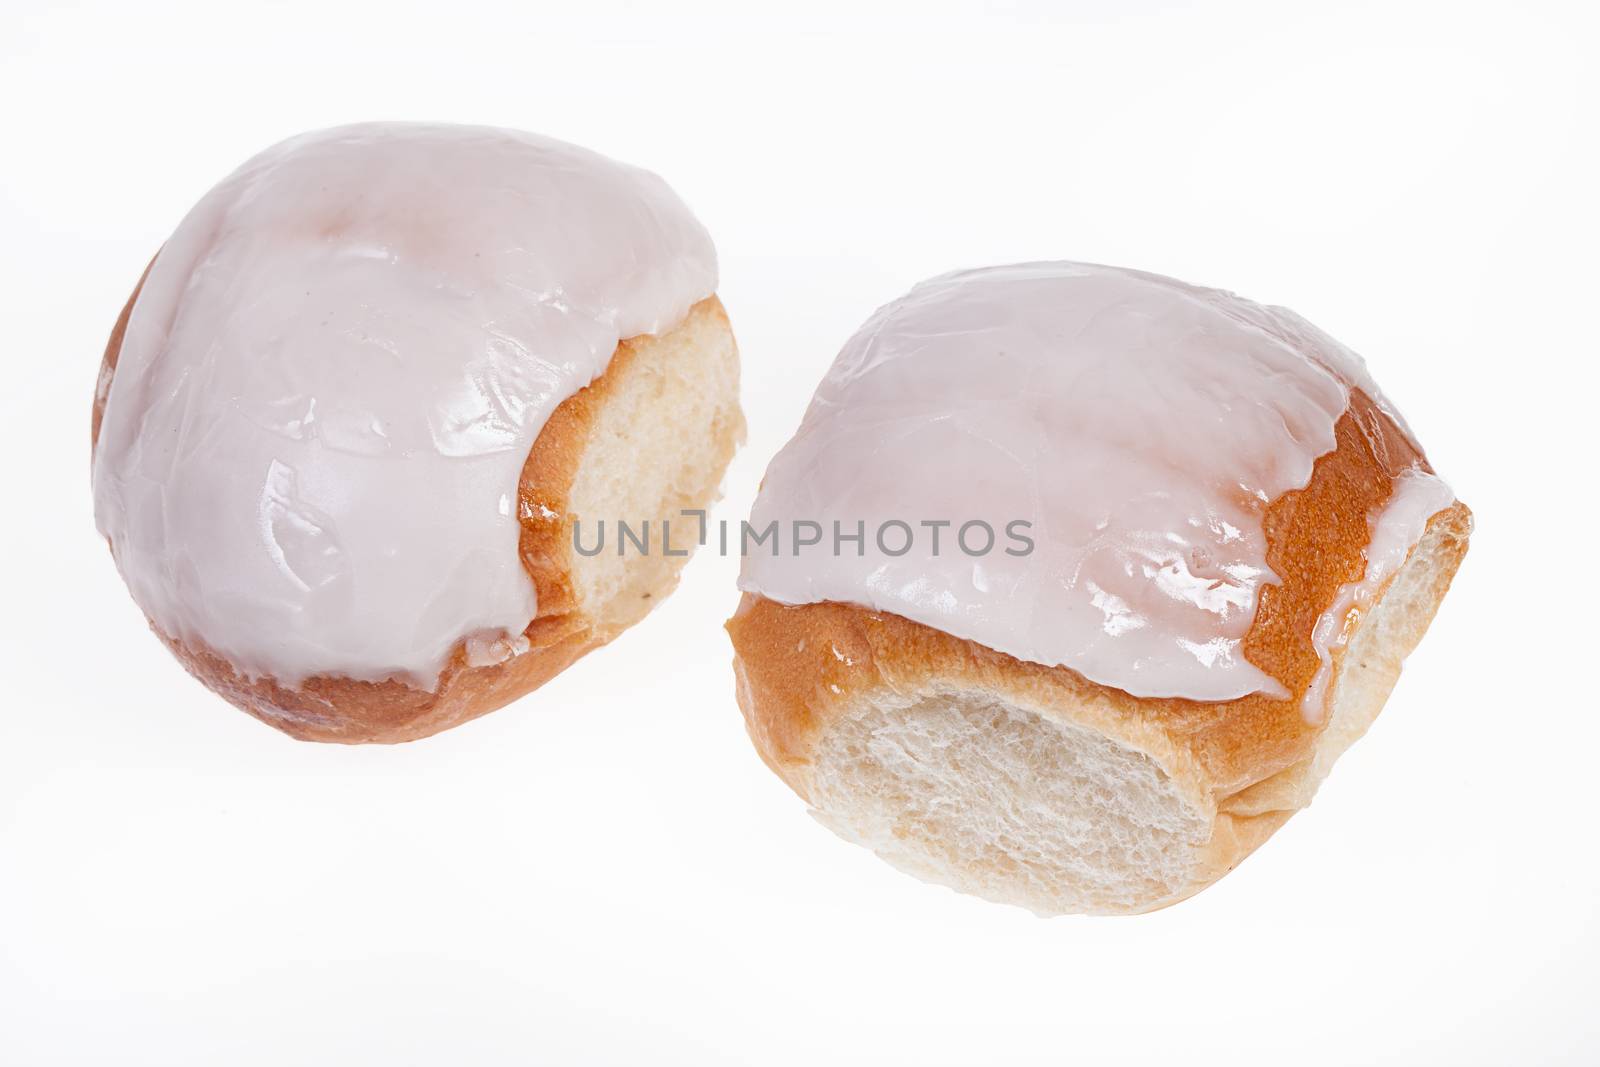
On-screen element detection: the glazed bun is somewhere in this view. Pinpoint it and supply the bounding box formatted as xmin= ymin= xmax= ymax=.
xmin=728 ymin=262 xmax=1469 ymax=915
xmin=93 ymin=123 xmax=742 ymax=743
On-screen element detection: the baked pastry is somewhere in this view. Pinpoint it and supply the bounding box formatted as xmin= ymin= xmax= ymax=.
xmin=92 ymin=122 xmax=742 ymax=743
xmin=728 ymin=262 xmax=1469 ymax=915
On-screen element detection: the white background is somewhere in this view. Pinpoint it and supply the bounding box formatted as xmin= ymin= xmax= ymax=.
xmin=2 ymin=2 xmax=1596 ymax=1063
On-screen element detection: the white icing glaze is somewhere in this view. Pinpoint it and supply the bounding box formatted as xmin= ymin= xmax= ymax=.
xmin=1303 ymin=467 xmax=1456 ymax=721
xmin=93 ymin=122 xmax=716 ymax=688
xmin=740 ymin=261 xmax=1429 ymax=702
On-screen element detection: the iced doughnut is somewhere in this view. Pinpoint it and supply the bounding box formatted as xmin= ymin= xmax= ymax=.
xmin=93 ymin=122 xmax=743 ymax=743
xmin=728 ymin=262 xmax=1469 ymax=914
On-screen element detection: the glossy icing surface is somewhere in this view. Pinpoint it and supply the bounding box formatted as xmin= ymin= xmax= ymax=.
xmin=93 ymin=122 xmax=716 ymax=687
xmin=1304 ymin=467 xmax=1456 ymax=720
xmin=740 ymin=262 xmax=1438 ymax=701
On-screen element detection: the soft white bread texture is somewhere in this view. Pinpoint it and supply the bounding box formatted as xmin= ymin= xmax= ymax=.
xmin=728 ymin=392 xmax=1470 ymax=915
xmin=94 ymin=285 xmax=743 ymax=743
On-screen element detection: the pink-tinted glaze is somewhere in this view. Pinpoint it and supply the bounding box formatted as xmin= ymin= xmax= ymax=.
xmin=1303 ymin=467 xmax=1457 ymax=721
xmin=93 ymin=123 xmax=716 ymax=688
xmin=740 ymin=262 xmax=1438 ymax=702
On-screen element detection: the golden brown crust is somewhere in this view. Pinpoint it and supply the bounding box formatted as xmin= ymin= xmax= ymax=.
xmin=94 ymin=280 xmax=736 ymax=744
xmin=91 ymin=258 xmax=152 ymax=453
xmin=726 ymin=391 xmax=1472 ymax=906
